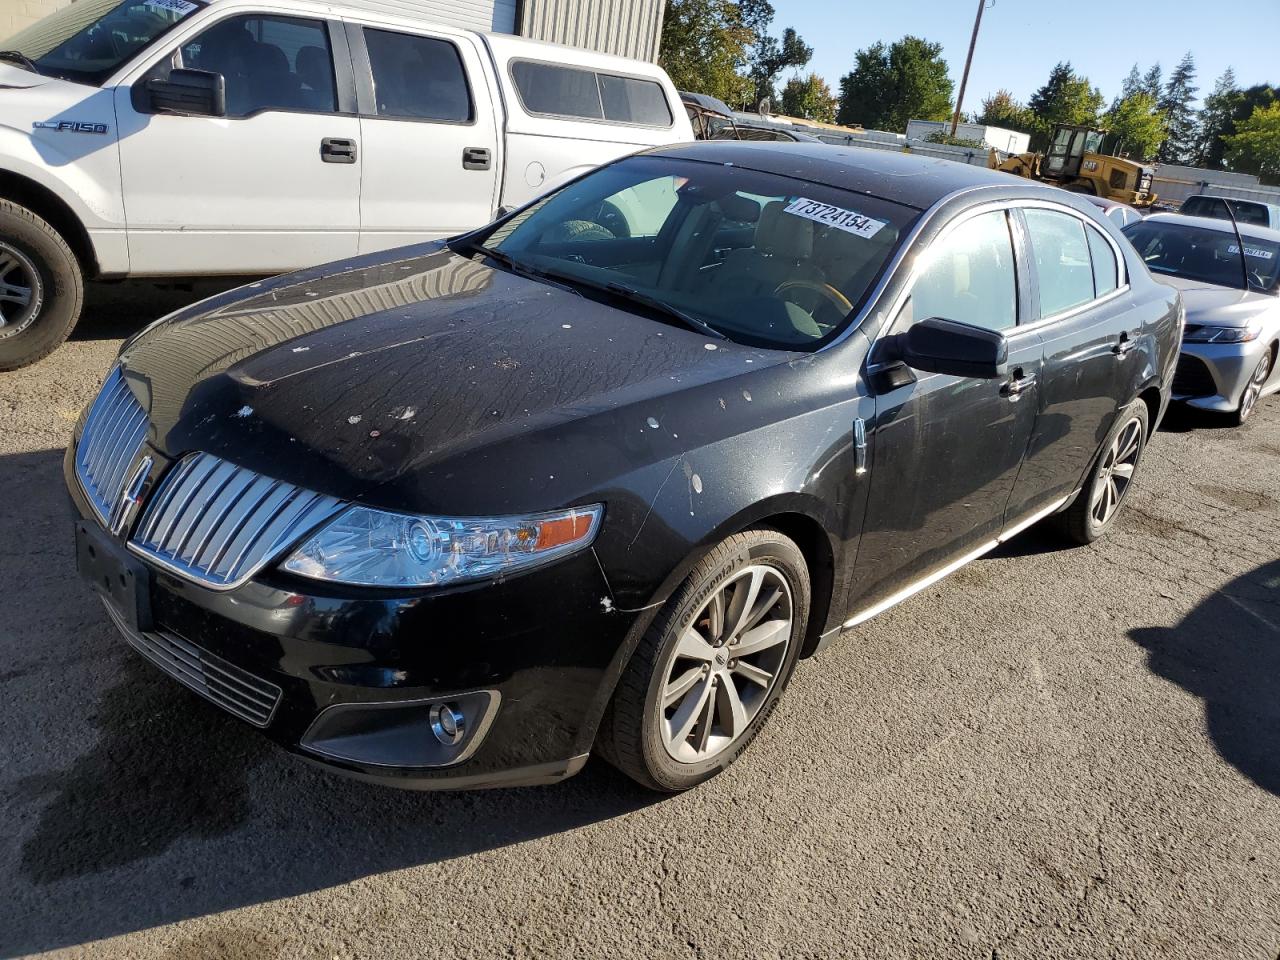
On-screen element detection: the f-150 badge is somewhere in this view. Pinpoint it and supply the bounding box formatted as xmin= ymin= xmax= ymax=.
xmin=33 ymin=120 xmax=109 ymax=134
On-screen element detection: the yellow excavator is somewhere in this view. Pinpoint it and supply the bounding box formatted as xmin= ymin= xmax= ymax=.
xmin=988 ymin=124 xmax=1158 ymax=207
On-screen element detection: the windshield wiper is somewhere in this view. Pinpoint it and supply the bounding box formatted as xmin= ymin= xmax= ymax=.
xmin=598 ymin=281 xmax=728 ymax=340
xmin=0 ymin=50 xmax=39 ymax=73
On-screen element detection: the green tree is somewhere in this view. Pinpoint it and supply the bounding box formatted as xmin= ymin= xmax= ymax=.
xmin=974 ymin=89 xmax=1037 ymax=134
xmin=836 ymin=36 xmax=953 ymax=132
xmin=779 ymin=73 xmax=837 ymax=122
xmin=748 ymin=26 xmax=813 ymax=107
xmin=1192 ymin=68 xmax=1241 ymax=167
xmin=1156 ymin=52 xmax=1198 ymax=163
xmin=1026 ymin=62 xmax=1104 ymax=149
xmin=1141 ymin=63 xmax=1163 ymax=100
xmin=657 ymin=0 xmax=754 ymax=106
xmin=1224 ymin=102 xmax=1280 ymax=182
xmin=1114 ymin=63 xmax=1143 ymax=107
xmin=1103 ymin=92 xmax=1167 ymax=161
xmin=1207 ymin=83 xmax=1277 ymax=171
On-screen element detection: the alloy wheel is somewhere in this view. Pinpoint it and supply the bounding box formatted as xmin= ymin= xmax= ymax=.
xmin=1091 ymin=415 xmax=1144 ymax=527
xmin=0 ymin=242 xmax=40 ymax=340
xmin=1239 ymin=352 xmax=1273 ymax=423
xmin=659 ymin=564 xmax=792 ymax=763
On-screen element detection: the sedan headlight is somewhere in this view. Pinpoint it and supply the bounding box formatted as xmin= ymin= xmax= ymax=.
xmin=1183 ymin=323 xmax=1261 ymax=344
xmin=282 ymin=504 xmax=603 ymax=587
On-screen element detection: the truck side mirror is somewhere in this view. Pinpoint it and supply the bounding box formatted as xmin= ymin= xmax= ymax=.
xmin=146 ymin=69 xmax=226 ymax=117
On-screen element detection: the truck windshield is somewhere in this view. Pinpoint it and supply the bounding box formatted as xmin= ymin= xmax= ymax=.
xmin=470 ymin=155 xmax=917 ymax=350
xmin=2 ymin=0 xmax=204 ymax=86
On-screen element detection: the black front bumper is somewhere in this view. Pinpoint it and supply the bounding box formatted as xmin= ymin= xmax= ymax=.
xmin=65 ymin=447 xmax=635 ymax=790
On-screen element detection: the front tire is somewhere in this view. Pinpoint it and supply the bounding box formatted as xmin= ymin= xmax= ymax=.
xmin=1053 ymin=399 xmax=1149 ymax=545
xmin=0 ymin=199 xmax=84 ymax=371
xmin=597 ymin=528 xmax=810 ymax=792
xmin=1233 ymin=348 xmax=1273 ymax=426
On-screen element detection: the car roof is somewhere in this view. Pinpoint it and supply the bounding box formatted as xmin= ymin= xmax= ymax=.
xmin=1142 ymin=212 xmax=1280 ymax=243
xmin=644 ymin=141 xmax=1035 ymax=210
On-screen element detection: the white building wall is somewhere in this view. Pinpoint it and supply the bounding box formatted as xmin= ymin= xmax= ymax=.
xmin=0 ymin=0 xmax=72 ymax=41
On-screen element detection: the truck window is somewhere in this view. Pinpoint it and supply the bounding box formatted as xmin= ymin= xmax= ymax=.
xmin=510 ymin=61 xmax=672 ymax=127
xmin=180 ymin=15 xmax=335 ymax=116
xmin=363 ymin=29 xmax=472 ymax=123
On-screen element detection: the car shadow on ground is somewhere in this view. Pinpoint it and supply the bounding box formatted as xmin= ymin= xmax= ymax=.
xmin=1157 ymin=402 xmax=1236 ymax=434
xmin=0 ymin=448 xmax=658 ymax=957
xmin=1131 ymin=558 xmax=1280 ymax=796
xmin=72 ymin=279 xmax=255 ymax=342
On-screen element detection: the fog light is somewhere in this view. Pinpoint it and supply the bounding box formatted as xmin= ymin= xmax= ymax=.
xmin=429 ymin=702 xmax=465 ymax=746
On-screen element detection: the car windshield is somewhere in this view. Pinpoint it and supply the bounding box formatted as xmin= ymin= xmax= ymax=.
xmin=1123 ymin=220 xmax=1280 ymax=295
xmin=471 ymin=155 xmax=916 ymax=350
xmin=2 ymin=0 xmax=204 ymax=85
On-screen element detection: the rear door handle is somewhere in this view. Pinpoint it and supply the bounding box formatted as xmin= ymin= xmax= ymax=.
xmin=1113 ymin=331 xmax=1136 ymax=356
xmin=462 ymin=146 xmax=491 ymax=171
xmin=320 ymin=137 xmax=357 ymax=163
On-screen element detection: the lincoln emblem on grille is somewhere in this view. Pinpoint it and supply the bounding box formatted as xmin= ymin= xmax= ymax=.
xmin=109 ymin=455 xmax=154 ymax=537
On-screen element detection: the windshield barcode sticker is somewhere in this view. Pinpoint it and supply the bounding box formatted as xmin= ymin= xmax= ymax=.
xmin=143 ymin=0 xmax=198 ymax=14
xmin=1228 ymin=244 xmax=1275 ymax=260
xmin=783 ymin=198 xmax=886 ymax=239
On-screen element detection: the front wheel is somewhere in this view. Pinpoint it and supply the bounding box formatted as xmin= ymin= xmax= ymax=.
xmin=1233 ymin=349 xmax=1273 ymax=426
xmin=1053 ymin=400 xmax=1149 ymax=545
xmin=597 ymin=528 xmax=810 ymax=792
xmin=0 ymin=199 xmax=84 ymax=371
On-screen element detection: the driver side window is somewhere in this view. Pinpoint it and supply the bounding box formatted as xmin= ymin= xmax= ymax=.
xmin=899 ymin=210 xmax=1017 ymax=333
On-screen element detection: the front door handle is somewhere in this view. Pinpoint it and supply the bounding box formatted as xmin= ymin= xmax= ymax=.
xmin=462 ymin=146 xmax=492 ymax=170
xmin=1113 ymin=331 xmax=1136 ymax=356
xmin=320 ymin=137 xmax=357 ymax=163
xmin=1001 ymin=368 xmax=1036 ymax=400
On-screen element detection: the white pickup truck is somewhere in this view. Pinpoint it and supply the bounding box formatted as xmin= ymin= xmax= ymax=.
xmin=0 ymin=0 xmax=692 ymax=368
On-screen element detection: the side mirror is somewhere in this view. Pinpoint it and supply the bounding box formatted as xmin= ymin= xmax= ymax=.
xmin=146 ymin=69 xmax=226 ymax=117
xmin=900 ymin=317 xmax=1008 ymax=379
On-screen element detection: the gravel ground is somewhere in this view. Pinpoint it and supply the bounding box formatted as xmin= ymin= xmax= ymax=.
xmin=2 ymin=282 xmax=1279 ymax=960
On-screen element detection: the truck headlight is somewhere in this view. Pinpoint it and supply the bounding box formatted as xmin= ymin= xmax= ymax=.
xmin=282 ymin=504 xmax=603 ymax=587
xmin=1183 ymin=323 xmax=1260 ymax=344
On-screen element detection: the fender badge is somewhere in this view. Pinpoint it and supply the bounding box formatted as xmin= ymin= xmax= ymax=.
xmin=33 ymin=120 xmax=109 ymax=134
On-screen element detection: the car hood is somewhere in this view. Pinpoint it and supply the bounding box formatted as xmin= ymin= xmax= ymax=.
xmin=0 ymin=64 xmax=108 ymax=128
xmin=118 ymin=244 xmax=783 ymax=513
xmin=1158 ymin=274 xmax=1277 ymax=327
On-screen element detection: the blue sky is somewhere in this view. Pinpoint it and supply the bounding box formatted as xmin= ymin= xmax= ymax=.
xmin=780 ymin=0 xmax=1277 ymax=114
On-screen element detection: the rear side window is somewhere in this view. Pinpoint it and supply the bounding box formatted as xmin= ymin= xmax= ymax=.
xmin=1024 ymin=209 xmax=1096 ymax=317
xmin=511 ymin=60 xmax=671 ymax=126
xmin=181 ymin=15 xmax=335 ymax=116
xmin=365 ymin=29 xmax=472 ymax=122
xmin=1085 ymin=226 xmax=1119 ymax=296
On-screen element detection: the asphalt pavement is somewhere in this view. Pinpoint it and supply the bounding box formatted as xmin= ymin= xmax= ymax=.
xmin=2 ymin=281 xmax=1279 ymax=959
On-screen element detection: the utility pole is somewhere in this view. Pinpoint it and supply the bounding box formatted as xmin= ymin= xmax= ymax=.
xmin=950 ymin=0 xmax=989 ymax=137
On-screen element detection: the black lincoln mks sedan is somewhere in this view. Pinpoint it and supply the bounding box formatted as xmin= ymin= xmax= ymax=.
xmin=66 ymin=143 xmax=1180 ymax=792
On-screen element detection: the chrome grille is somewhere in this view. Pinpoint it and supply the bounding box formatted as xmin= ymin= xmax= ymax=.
xmin=103 ymin=600 xmax=282 ymax=727
xmin=130 ymin=452 xmax=345 ymax=589
xmin=75 ymin=367 xmax=149 ymax=525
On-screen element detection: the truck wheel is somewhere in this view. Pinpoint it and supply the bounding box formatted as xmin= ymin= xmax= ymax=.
xmin=0 ymin=199 xmax=84 ymax=371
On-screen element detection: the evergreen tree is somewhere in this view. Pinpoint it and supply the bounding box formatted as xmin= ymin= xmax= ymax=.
xmin=1027 ymin=62 xmax=1104 ymax=149
xmin=1192 ymin=68 xmax=1241 ymax=168
xmin=1142 ymin=63 xmax=1163 ymax=100
xmin=1113 ymin=63 xmax=1143 ymax=109
xmin=1156 ymin=52 xmax=1198 ymax=164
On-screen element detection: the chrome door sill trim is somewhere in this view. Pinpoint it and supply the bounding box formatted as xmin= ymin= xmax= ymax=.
xmin=841 ymin=492 xmax=1073 ymax=630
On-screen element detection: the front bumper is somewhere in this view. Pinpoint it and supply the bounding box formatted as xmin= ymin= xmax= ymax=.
xmin=65 ymin=447 xmax=634 ymax=790
xmin=1171 ymin=339 xmax=1270 ymax=413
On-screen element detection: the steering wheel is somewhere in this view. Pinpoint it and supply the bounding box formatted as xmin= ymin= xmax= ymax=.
xmin=773 ymin=280 xmax=854 ymax=315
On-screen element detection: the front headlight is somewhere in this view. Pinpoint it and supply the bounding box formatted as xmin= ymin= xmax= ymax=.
xmin=282 ymin=503 xmax=603 ymax=587
xmin=1183 ymin=323 xmax=1261 ymax=344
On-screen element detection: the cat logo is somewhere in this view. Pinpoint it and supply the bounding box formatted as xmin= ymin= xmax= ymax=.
xmin=32 ymin=120 xmax=110 ymax=135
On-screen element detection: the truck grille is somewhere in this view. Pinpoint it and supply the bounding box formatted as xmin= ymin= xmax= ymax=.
xmin=130 ymin=452 xmax=345 ymax=590
xmin=75 ymin=367 xmax=149 ymax=525
xmin=103 ymin=599 xmax=282 ymax=727
xmin=1172 ymin=353 xmax=1218 ymax=398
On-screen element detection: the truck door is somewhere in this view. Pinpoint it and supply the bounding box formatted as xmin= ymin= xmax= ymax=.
xmin=344 ymin=23 xmax=500 ymax=254
xmin=115 ymin=13 xmax=360 ymax=275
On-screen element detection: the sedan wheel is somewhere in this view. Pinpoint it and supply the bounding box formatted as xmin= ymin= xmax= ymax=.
xmin=1053 ymin=399 xmax=1149 ymax=545
xmin=597 ymin=528 xmax=809 ymax=792
xmin=1235 ymin=350 xmax=1273 ymax=425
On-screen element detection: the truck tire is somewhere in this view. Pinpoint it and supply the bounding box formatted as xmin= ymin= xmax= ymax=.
xmin=0 ymin=199 xmax=84 ymax=371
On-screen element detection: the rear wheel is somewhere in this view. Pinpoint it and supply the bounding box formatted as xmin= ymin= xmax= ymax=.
xmin=1053 ymin=400 xmax=1149 ymax=545
xmin=1233 ymin=349 xmax=1273 ymax=426
xmin=597 ymin=528 xmax=809 ymax=792
xmin=0 ymin=199 xmax=84 ymax=371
